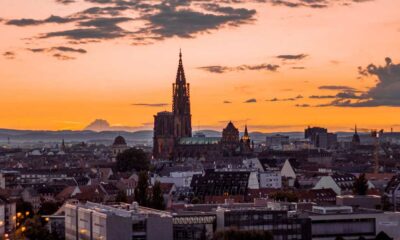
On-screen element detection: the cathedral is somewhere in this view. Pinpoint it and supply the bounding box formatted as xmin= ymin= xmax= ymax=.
xmin=153 ymin=51 xmax=253 ymax=160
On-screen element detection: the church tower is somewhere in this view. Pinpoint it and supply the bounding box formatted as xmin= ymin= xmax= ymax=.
xmin=173 ymin=50 xmax=192 ymax=138
xmin=153 ymin=50 xmax=192 ymax=159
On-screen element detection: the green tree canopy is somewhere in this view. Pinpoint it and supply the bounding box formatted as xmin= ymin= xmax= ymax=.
xmin=353 ymin=173 xmax=369 ymax=195
xmin=38 ymin=202 xmax=60 ymax=216
xmin=116 ymin=190 xmax=128 ymax=203
xmin=151 ymin=181 xmax=165 ymax=210
xmin=116 ymin=148 xmax=149 ymax=172
xmin=134 ymin=171 xmax=149 ymax=207
xmin=269 ymin=191 xmax=298 ymax=202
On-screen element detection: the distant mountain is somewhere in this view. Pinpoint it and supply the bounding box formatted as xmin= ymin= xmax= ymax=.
xmin=0 ymin=128 xmax=359 ymax=145
xmin=0 ymin=129 xmax=153 ymax=145
xmin=84 ymin=119 xmax=139 ymax=132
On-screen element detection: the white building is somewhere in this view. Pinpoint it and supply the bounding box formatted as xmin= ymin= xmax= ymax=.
xmin=0 ymin=197 xmax=16 ymax=237
xmin=259 ymin=171 xmax=282 ymax=189
xmin=306 ymin=205 xmax=400 ymax=240
xmin=313 ymin=173 xmax=373 ymax=195
xmin=280 ymin=159 xmax=296 ymax=179
xmin=65 ymin=202 xmax=173 ymax=240
xmin=152 ymin=171 xmax=202 ymax=188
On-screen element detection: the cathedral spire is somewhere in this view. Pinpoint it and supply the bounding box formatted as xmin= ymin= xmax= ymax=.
xmin=242 ymin=125 xmax=250 ymax=141
xmin=176 ymin=49 xmax=186 ymax=84
xmin=172 ymin=49 xmax=192 ymax=138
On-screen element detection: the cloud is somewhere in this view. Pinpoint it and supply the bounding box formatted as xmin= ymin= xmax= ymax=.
xmin=198 ymin=66 xmax=230 ymax=73
xmin=266 ymin=95 xmax=303 ymax=101
xmin=28 ymin=46 xmax=87 ymax=54
xmin=199 ymin=63 xmax=279 ymax=73
xmin=132 ymin=103 xmax=169 ymax=107
xmin=3 ymin=0 xmax=375 ymax=51
xmin=244 ymin=98 xmax=257 ymax=103
xmin=318 ymin=85 xmax=356 ymax=91
xmin=6 ymin=15 xmax=83 ymax=26
xmin=295 ymin=104 xmax=310 ymax=107
xmin=3 ymin=51 xmax=16 ymax=59
xmin=318 ymin=57 xmax=400 ymax=107
xmin=53 ymin=53 xmax=75 ymax=60
xmin=276 ymin=54 xmax=308 ymax=60
xmin=309 ymin=95 xmax=336 ymax=99
xmin=144 ymin=3 xmax=256 ymax=39
xmin=52 ymin=46 xmax=87 ymax=53
xmin=26 ymin=46 xmax=87 ymax=60
xmin=56 ymin=0 xmax=75 ymax=4
xmin=42 ymin=17 xmax=132 ymax=40
xmin=269 ymin=0 xmax=373 ymax=8
xmin=223 ymin=100 xmax=232 ymax=104
xmin=292 ymin=66 xmax=306 ymax=70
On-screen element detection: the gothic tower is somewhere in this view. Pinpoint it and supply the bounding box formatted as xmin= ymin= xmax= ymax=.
xmin=153 ymin=50 xmax=192 ymax=159
xmin=173 ymin=50 xmax=192 ymax=138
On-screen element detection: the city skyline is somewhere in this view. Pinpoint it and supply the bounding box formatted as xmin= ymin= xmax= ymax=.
xmin=1 ymin=0 xmax=400 ymax=132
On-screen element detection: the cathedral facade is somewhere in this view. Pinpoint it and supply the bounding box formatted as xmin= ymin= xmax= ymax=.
xmin=153 ymin=52 xmax=253 ymax=160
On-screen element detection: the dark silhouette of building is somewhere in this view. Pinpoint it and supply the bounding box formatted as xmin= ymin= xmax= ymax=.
xmin=221 ymin=121 xmax=240 ymax=156
xmin=153 ymin=52 xmax=253 ymax=161
xmin=305 ymin=126 xmax=337 ymax=149
xmin=153 ymin=51 xmax=192 ymax=159
xmin=352 ymin=125 xmax=361 ymax=146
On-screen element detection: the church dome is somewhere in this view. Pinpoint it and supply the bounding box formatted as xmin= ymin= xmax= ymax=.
xmin=113 ymin=136 xmax=127 ymax=146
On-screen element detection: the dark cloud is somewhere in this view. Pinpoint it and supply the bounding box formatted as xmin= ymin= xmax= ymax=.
xmin=292 ymin=66 xmax=306 ymax=70
xmin=295 ymin=103 xmax=310 ymax=107
xmin=309 ymin=95 xmax=336 ymax=99
xmin=269 ymin=0 xmax=372 ymax=8
xmin=267 ymin=95 xmax=303 ymax=101
xmin=143 ymin=3 xmax=256 ymax=39
xmin=318 ymin=85 xmax=356 ymax=91
xmin=3 ymin=0 xmax=375 ymax=50
xmin=26 ymin=46 xmax=87 ymax=60
xmin=53 ymin=53 xmax=75 ymax=60
xmin=52 ymin=46 xmax=87 ymax=53
xmin=199 ymin=63 xmax=279 ymax=73
xmin=42 ymin=17 xmax=132 ymax=40
xmin=318 ymin=57 xmax=400 ymax=107
xmin=28 ymin=46 xmax=87 ymax=54
xmin=55 ymin=0 xmax=75 ymax=4
xmin=223 ymin=100 xmax=232 ymax=104
xmin=244 ymin=98 xmax=257 ymax=103
xmin=3 ymin=51 xmax=16 ymax=59
xmin=132 ymin=103 xmax=169 ymax=107
xmin=6 ymin=15 xmax=83 ymax=26
xmin=276 ymin=54 xmax=308 ymax=60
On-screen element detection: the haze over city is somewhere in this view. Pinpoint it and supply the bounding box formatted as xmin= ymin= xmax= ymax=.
xmin=1 ymin=0 xmax=400 ymax=132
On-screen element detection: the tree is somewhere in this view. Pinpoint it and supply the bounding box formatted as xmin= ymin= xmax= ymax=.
xmin=213 ymin=228 xmax=273 ymax=240
xmin=116 ymin=148 xmax=149 ymax=172
xmin=375 ymin=231 xmax=393 ymax=240
xmin=22 ymin=216 xmax=60 ymax=240
xmin=116 ymin=190 xmax=128 ymax=203
xmin=353 ymin=173 xmax=369 ymax=195
xmin=38 ymin=202 xmax=60 ymax=216
xmin=151 ymin=181 xmax=165 ymax=210
xmin=269 ymin=191 xmax=298 ymax=202
xmin=134 ymin=171 xmax=149 ymax=207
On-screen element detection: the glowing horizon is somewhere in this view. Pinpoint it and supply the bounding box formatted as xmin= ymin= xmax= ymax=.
xmin=1 ymin=0 xmax=400 ymax=132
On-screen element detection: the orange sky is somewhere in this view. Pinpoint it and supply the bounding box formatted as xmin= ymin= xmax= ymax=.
xmin=1 ymin=0 xmax=400 ymax=132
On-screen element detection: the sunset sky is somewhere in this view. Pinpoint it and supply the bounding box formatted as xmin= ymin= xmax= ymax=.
xmin=1 ymin=0 xmax=400 ymax=132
